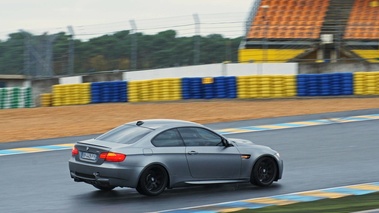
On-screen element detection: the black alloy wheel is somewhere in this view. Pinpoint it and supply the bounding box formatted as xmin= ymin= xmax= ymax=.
xmin=137 ymin=166 xmax=168 ymax=196
xmin=251 ymin=157 xmax=278 ymax=186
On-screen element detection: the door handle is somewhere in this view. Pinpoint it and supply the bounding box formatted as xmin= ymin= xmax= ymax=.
xmin=188 ymin=151 xmax=198 ymax=155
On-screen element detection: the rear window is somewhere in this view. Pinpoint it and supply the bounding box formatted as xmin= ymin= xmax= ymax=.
xmin=96 ymin=124 xmax=153 ymax=144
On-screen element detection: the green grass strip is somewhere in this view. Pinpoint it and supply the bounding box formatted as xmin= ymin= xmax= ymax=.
xmin=237 ymin=192 xmax=379 ymax=213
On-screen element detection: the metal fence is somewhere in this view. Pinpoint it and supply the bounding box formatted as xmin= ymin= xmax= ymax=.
xmin=0 ymin=13 xmax=248 ymax=78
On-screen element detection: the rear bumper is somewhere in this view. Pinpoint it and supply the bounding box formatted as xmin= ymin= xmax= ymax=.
xmin=68 ymin=158 xmax=142 ymax=188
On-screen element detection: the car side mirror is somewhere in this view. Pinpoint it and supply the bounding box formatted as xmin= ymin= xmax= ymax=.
xmin=223 ymin=138 xmax=233 ymax=147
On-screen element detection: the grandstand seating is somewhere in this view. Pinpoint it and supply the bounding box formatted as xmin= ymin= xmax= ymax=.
xmin=247 ymin=0 xmax=329 ymax=39
xmin=344 ymin=0 xmax=379 ymax=39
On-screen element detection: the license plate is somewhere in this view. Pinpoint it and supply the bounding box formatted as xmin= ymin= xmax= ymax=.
xmin=81 ymin=152 xmax=97 ymax=161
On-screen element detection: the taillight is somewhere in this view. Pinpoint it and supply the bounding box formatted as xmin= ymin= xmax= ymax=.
xmin=72 ymin=147 xmax=79 ymax=156
xmin=99 ymin=152 xmax=126 ymax=162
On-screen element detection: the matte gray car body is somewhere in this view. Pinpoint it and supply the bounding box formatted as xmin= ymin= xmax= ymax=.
xmin=69 ymin=119 xmax=283 ymax=196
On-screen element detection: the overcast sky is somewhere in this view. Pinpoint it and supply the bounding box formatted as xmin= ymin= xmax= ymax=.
xmin=1 ymin=0 xmax=255 ymax=40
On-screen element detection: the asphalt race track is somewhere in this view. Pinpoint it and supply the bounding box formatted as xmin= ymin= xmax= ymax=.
xmin=1 ymin=109 xmax=379 ymax=213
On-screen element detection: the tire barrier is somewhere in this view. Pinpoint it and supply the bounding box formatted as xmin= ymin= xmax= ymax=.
xmin=354 ymin=71 xmax=379 ymax=95
xmin=52 ymin=83 xmax=91 ymax=106
xmin=35 ymin=72 xmax=379 ymax=107
xmin=128 ymin=78 xmax=181 ymax=102
xmin=297 ymin=73 xmax=353 ymax=96
xmin=91 ymin=81 xmax=127 ymax=103
xmin=237 ymin=75 xmax=296 ymax=98
xmin=182 ymin=76 xmax=237 ymax=99
xmin=40 ymin=93 xmax=52 ymax=107
xmin=0 ymin=87 xmax=33 ymax=109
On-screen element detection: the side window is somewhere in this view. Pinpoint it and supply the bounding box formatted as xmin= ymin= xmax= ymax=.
xmin=151 ymin=129 xmax=183 ymax=147
xmin=178 ymin=127 xmax=223 ymax=146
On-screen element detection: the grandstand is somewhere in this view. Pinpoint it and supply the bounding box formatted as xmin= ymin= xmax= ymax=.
xmin=239 ymin=0 xmax=379 ymax=63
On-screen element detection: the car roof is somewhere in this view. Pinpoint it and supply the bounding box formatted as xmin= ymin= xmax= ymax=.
xmin=126 ymin=119 xmax=201 ymax=130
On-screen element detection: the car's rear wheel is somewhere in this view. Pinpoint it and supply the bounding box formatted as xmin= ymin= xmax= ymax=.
xmin=136 ymin=165 xmax=168 ymax=196
xmin=250 ymin=157 xmax=277 ymax=187
xmin=92 ymin=183 xmax=116 ymax=191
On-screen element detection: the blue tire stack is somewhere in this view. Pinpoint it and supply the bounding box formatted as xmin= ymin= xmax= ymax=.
xmin=296 ymin=74 xmax=308 ymax=96
xmin=319 ymin=74 xmax=332 ymax=96
xmin=191 ymin=78 xmax=203 ymax=99
xmin=330 ymin=73 xmax=342 ymax=95
xmin=101 ymin=82 xmax=111 ymax=103
xmin=297 ymin=73 xmax=354 ymax=97
xmin=91 ymin=82 xmax=102 ymax=103
xmin=203 ymin=84 xmax=214 ymax=99
xmin=226 ymin=76 xmax=237 ymax=98
xmin=308 ymin=74 xmax=319 ymax=96
xmin=341 ymin=73 xmax=353 ymax=95
xmin=181 ymin=78 xmax=192 ymax=100
xmin=118 ymin=81 xmax=128 ymax=102
xmin=91 ymin=81 xmax=128 ymax=103
xmin=214 ymin=76 xmax=227 ymax=98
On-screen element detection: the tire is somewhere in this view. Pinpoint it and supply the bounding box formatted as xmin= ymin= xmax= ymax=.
xmin=136 ymin=165 xmax=168 ymax=196
xmin=92 ymin=183 xmax=116 ymax=191
xmin=250 ymin=157 xmax=278 ymax=187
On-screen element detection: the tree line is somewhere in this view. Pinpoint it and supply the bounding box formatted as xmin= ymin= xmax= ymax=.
xmin=0 ymin=30 xmax=242 ymax=76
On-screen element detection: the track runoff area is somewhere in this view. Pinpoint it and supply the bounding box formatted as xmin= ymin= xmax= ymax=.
xmin=1 ymin=113 xmax=379 ymax=212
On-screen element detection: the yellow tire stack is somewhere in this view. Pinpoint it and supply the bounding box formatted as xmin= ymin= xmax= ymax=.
xmin=237 ymin=75 xmax=296 ymax=99
xmin=367 ymin=72 xmax=379 ymax=95
xmin=283 ymin=75 xmax=297 ymax=97
xmin=250 ymin=76 xmax=261 ymax=98
xmin=40 ymin=93 xmax=52 ymax=107
xmin=150 ymin=78 xmax=182 ymax=102
xmin=127 ymin=78 xmax=182 ymax=103
xmin=78 ymin=83 xmax=91 ymax=104
xmin=70 ymin=84 xmax=79 ymax=105
xmin=353 ymin=72 xmax=379 ymax=95
xmin=151 ymin=80 xmax=161 ymax=101
xmin=168 ymin=78 xmax=182 ymax=101
xmin=160 ymin=79 xmax=171 ymax=101
xmin=127 ymin=81 xmax=140 ymax=103
xmin=271 ymin=75 xmax=285 ymax=98
xmin=52 ymin=85 xmax=64 ymax=106
xmin=260 ymin=75 xmax=272 ymax=98
xmin=51 ymin=83 xmax=91 ymax=106
xmin=354 ymin=72 xmax=365 ymax=95
xmin=140 ymin=80 xmax=151 ymax=102
xmin=237 ymin=76 xmax=251 ymax=98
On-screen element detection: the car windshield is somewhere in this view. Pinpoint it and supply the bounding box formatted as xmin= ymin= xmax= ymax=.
xmin=96 ymin=124 xmax=153 ymax=144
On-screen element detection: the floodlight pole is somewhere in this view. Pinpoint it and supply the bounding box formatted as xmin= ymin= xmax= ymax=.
xmin=67 ymin=26 xmax=75 ymax=75
xmin=193 ymin=13 xmax=200 ymax=65
xmin=20 ymin=30 xmax=31 ymax=78
xmin=130 ymin=20 xmax=138 ymax=70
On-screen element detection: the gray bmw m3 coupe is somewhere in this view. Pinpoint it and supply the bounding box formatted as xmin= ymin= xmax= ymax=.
xmin=69 ymin=119 xmax=283 ymax=196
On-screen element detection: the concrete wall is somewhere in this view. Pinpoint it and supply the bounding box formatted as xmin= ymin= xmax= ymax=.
xmin=0 ymin=79 xmax=28 ymax=87
xmin=123 ymin=63 xmax=298 ymax=81
xmin=299 ymin=62 xmax=379 ymax=74
xmin=82 ymin=71 xmax=124 ymax=83
xmin=59 ymin=76 xmax=82 ymax=84
xmin=31 ymin=78 xmax=59 ymax=106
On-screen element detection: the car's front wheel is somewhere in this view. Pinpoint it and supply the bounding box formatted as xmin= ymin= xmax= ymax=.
xmin=250 ymin=157 xmax=278 ymax=187
xmin=136 ymin=165 xmax=168 ymax=196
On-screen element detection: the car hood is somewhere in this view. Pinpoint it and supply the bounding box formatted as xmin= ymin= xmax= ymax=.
xmin=228 ymin=138 xmax=256 ymax=147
